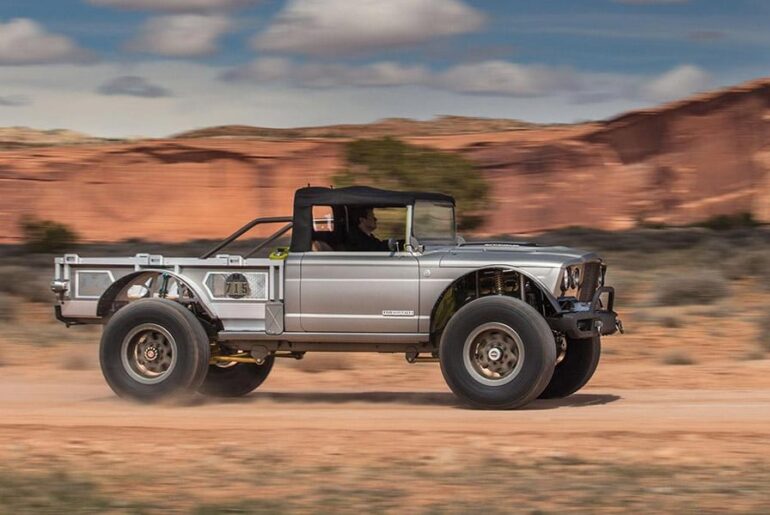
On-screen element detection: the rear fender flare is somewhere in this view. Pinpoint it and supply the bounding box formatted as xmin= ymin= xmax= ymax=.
xmin=97 ymin=269 xmax=216 ymax=319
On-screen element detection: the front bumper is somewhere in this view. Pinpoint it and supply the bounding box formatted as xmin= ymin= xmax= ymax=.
xmin=547 ymin=286 xmax=622 ymax=339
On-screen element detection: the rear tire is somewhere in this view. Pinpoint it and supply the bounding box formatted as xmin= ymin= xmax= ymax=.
xmin=538 ymin=336 xmax=601 ymax=399
xmin=199 ymin=357 xmax=275 ymax=397
xmin=99 ymin=299 xmax=210 ymax=402
xmin=439 ymin=296 xmax=556 ymax=409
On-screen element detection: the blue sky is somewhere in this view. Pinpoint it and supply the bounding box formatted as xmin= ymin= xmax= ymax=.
xmin=0 ymin=0 xmax=767 ymax=136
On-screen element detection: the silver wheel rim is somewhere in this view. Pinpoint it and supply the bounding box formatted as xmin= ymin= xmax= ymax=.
xmin=120 ymin=323 xmax=178 ymax=384
xmin=462 ymin=322 xmax=525 ymax=386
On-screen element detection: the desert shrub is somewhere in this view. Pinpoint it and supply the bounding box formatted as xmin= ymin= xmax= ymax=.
xmin=721 ymin=250 xmax=770 ymax=281
xmin=19 ymin=216 xmax=78 ymax=253
xmin=695 ymin=212 xmax=760 ymax=231
xmin=653 ymin=271 xmax=728 ymax=306
xmin=0 ymin=293 xmax=16 ymax=322
xmin=661 ymin=349 xmax=696 ymax=365
xmin=334 ymin=137 xmax=488 ymax=230
xmin=0 ymin=266 xmax=52 ymax=303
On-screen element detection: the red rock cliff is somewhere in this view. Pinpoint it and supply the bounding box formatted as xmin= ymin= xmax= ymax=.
xmin=1 ymin=78 xmax=768 ymax=243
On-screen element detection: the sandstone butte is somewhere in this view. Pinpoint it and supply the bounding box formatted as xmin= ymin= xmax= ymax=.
xmin=1 ymin=78 xmax=769 ymax=244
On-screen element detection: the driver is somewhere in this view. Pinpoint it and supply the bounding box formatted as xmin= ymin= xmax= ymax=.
xmin=346 ymin=207 xmax=390 ymax=251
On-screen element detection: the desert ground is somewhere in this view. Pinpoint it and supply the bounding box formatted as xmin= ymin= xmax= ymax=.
xmin=1 ymin=228 xmax=769 ymax=513
xmin=0 ymin=227 xmax=770 ymax=513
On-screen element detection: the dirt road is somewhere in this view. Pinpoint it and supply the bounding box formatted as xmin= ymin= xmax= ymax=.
xmin=1 ymin=355 xmax=769 ymax=512
xmin=0 ymin=369 xmax=770 ymax=462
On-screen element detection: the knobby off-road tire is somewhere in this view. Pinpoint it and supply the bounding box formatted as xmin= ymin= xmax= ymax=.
xmin=198 ymin=357 xmax=275 ymax=397
xmin=439 ymin=296 xmax=556 ymax=409
xmin=99 ymin=299 xmax=210 ymax=402
xmin=538 ymin=336 xmax=601 ymax=399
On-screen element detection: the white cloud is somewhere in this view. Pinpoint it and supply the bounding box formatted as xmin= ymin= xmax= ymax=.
xmin=97 ymin=75 xmax=172 ymax=97
xmin=0 ymin=18 xmax=93 ymax=65
xmin=224 ymin=58 xmax=430 ymax=88
xmin=437 ymin=61 xmax=579 ymax=97
xmin=89 ymin=0 xmax=259 ymax=12
xmin=641 ymin=64 xmax=711 ymax=101
xmin=127 ymin=14 xmax=231 ymax=57
xmin=225 ymin=58 xmax=582 ymax=97
xmin=254 ymin=0 xmax=485 ymax=55
xmin=223 ymin=58 xmax=717 ymax=105
xmin=0 ymin=94 xmax=30 ymax=106
xmin=0 ymin=59 xmax=720 ymax=138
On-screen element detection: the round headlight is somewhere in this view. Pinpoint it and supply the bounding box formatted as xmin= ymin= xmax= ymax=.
xmin=571 ymin=267 xmax=581 ymax=289
xmin=561 ymin=268 xmax=571 ymax=291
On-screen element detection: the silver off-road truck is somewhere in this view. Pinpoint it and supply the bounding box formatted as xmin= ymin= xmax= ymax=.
xmin=52 ymin=186 xmax=621 ymax=409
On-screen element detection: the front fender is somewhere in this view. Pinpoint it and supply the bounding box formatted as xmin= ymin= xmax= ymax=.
xmin=429 ymin=265 xmax=562 ymax=334
xmin=97 ymin=269 xmax=216 ymax=318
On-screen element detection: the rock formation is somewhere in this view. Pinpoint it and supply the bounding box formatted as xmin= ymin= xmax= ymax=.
xmin=1 ymin=78 xmax=768 ymax=243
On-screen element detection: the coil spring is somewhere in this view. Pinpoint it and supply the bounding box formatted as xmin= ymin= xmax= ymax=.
xmin=494 ymin=270 xmax=504 ymax=294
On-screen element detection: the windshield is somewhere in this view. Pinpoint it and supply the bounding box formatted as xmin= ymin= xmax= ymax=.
xmin=413 ymin=201 xmax=456 ymax=242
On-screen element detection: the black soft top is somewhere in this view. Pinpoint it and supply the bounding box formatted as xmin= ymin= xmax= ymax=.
xmin=290 ymin=186 xmax=455 ymax=252
xmin=293 ymin=186 xmax=454 ymax=208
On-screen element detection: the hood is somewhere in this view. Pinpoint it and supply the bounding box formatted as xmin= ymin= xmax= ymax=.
xmin=432 ymin=242 xmax=600 ymax=269
xmin=426 ymin=242 xmax=602 ymax=294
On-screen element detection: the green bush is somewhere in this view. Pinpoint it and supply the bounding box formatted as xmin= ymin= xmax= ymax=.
xmin=19 ymin=216 xmax=78 ymax=253
xmin=334 ymin=137 xmax=488 ymax=230
xmin=695 ymin=212 xmax=760 ymax=231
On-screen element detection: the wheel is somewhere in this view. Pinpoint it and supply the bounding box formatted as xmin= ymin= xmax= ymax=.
xmin=538 ymin=336 xmax=601 ymax=399
xmin=439 ymin=296 xmax=556 ymax=409
xmin=99 ymin=299 xmax=210 ymax=402
xmin=198 ymin=357 xmax=275 ymax=397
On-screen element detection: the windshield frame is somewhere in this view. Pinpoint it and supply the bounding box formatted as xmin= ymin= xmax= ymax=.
xmin=410 ymin=200 xmax=457 ymax=246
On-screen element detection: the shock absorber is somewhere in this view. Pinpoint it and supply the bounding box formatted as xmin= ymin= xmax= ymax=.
xmin=494 ymin=270 xmax=504 ymax=295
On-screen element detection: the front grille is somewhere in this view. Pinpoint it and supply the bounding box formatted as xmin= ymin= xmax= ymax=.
xmin=579 ymin=262 xmax=601 ymax=302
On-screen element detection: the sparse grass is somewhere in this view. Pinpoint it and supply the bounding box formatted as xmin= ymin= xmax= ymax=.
xmin=0 ymin=470 xmax=117 ymax=514
xmin=653 ymin=271 xmax=729 ymax=306
xmin=2 ymin=458 xmax=770 ymax=514
xmin=662 ymin=349 xmax=697 ymax=365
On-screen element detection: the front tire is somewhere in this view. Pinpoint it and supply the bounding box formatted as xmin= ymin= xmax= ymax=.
xmin=439 ymin=296 xmax=556 ymax=409
xmin=539 ymin=336 xmax=601 ymax=399
xmin=199 ymin=357 xmax=275 ymax=397
xmin=99 ymin=299 xmax=210 ymax=402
